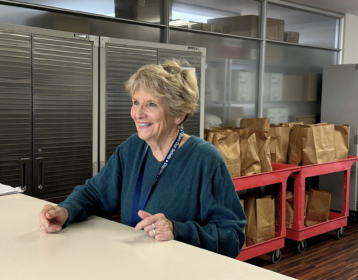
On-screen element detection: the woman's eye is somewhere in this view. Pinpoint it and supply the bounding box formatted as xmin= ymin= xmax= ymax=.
xmin=149 ymin=103 xmax=157 ymax=107
xmin=133 ymin=100 xmax=139 ymax=105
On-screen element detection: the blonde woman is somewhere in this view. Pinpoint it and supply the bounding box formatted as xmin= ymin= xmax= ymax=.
xmin=39 ymin=60 xmax=246 ymax=258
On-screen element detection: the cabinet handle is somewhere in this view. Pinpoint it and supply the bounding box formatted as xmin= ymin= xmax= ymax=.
xmin=20 ymin=158 xmax=30 ymax=191
xmin=36 ymin=157 xmax=44 ymax=190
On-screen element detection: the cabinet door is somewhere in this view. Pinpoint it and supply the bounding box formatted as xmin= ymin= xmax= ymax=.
xmin=0 ymin=30 xmax=32 ymax=193
xmin=158 ymin=49 xmax=202 ymax=137
xmin=102 ymin=43 xmax=157 ymax=162
xmin=32 ymin=34 xmax=94 ymax=199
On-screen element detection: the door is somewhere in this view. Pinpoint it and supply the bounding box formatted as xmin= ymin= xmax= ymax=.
xmin=0 ymin=29 xmax=32 ymax=194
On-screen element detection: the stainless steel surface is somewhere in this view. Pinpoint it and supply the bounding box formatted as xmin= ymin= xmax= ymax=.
xmin=258 ymin=0 xmax=267 ymax=118
xmin=0 ymin=29 xmax=32 ymax=192
xmin=263 ymin=42 xmax=338 ymax=124
xmin=268 ymin=0 xmax=344 ymax=18
xmin=170 ymin=26 xmax=263 ymax=42
xmin=158 ymin=48 xmax=203 ymax=137
xmin=91 ymin=37 xmax=99 ymax=175
xmin=267 ymin=2 xmax=339 ymax=49
xmin=0 ymin=4 xmax=162 ymax=43
xmin=338 ymin=17 xmax=344 ymax=64
xmin=104 ymin=43 xmax=157 ymax=161
xmin=32 ymin=34 xmax=93 ymax=198
xmin=266 ymin=39 xmax=341 ymax=51
xmin=320 ymin=64 xmax=358 ymax=211
xmin=0 ymin=0 xmax=167 ymax=27
xmin=35 ymin=157 xmax=44 ymax=190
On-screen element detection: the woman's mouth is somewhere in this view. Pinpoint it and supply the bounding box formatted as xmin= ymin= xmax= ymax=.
xmin=138 ymin=123 xmax=153 ymax=128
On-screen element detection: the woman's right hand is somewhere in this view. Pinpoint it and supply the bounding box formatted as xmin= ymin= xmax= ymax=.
xmin=39 ymin=204 xmax=69 ymax=233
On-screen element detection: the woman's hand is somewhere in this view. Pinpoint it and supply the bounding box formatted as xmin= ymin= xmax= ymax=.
xmin=135 ymin=210 xmax=174 ymax=241
xmin=39 ymin=204 xmax=69 ymax=233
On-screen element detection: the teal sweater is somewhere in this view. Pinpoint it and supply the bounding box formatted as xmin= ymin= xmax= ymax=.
xmin=59 ymin=134 xmax=246 ymax=258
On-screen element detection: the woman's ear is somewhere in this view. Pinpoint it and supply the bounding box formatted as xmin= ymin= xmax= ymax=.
xmin=176 ymin=115 xmax=186 ymax=124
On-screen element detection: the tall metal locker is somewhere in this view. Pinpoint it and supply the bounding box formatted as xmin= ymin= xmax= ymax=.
xmin=99 ymin=38 xmax=206 ymax=167
xmin=320 ymin=64 xmax=358 ymax=224
xmin=0 ymin=23 xmax=99 ymax=202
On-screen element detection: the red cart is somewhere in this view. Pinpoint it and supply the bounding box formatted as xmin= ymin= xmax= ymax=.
xmin=286 ymin=156 xmax=358 ymax=253
xmin=233 ymin=163 xmax=300 ymax=263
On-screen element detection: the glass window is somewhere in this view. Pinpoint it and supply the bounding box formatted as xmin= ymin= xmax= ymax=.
xmin=170 ymin=30 xmax=260 ymax=128
xmin=170 ymin=0 xmax=261 ymax=39
xmin=14 ymin=0 xmax=162 ymax=24
xmin=267 ymin=4 xmax=339 ymax=48
xmin=263 ymin=42 xmax=338 ymax=125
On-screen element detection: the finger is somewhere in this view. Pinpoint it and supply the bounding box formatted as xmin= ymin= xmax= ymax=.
xmin=39 ymin=204 xmax=55 ymax=228
xmin=143 ymin=223 xmax=156 ymax=234
xmin=137 ymin=210 xmax=152 ymax=220
xmin=135 ymin=213 xmax=164 ymax=231
xmin=45 ymin=207 xmax=62 ymax=220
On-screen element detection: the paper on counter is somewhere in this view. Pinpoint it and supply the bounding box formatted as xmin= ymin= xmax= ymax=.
xmin=0 ymin=183 xmax=24 ymax=196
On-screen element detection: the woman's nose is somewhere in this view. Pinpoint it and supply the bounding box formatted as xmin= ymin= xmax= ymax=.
xmin=135 ymin=104 xmax=146 ymax=118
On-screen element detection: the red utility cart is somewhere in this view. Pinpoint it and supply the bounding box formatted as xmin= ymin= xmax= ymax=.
xmin=233 ymin=163 xmax=300 ymax=263
xmin=286 ymin=156 xmax=358 ymax=253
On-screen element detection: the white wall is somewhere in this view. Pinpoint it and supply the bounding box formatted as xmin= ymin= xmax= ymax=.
xmin=343 ymin=13 xmax=358 ymax=63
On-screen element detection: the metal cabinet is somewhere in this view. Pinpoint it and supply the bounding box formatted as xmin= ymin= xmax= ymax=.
xmin=99 ymin=37 xmax=206 ymax=166
xmin=320 ymin=64 xmax=358 ymax=223
xmin=0 ymin=24 xmax=99 ymax=201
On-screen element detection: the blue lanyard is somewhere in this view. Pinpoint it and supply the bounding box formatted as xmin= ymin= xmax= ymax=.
xmin=130 ymin=128 xmax=184 ymax=227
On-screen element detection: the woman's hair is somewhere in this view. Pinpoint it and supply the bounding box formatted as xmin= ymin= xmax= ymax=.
xmin=125 ymin=59 xmax=199 ymax=127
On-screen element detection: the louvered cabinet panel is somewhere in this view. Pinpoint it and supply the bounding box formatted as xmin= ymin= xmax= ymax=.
xmin=32 ymin=35 xmax=93 ymax=198
xmin=158 ymin=49 xmax=202 ymax=137
xmin=0 ymin=30 xmax=32 ymax=192
xmin=105 ymin=44 xmax=157 ymax=161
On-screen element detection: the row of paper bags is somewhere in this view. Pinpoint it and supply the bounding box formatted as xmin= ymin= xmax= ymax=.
xmin=241 ymin=187 xmax=331 ymax=247
xmin=275 ymin=187 xmax=332 ymax=228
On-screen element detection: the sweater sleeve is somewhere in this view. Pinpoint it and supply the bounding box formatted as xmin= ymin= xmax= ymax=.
xmin=171 ymin=163 xmax=246 ymax=258
xmin=58 ymin=145 xmax=123 ymax=228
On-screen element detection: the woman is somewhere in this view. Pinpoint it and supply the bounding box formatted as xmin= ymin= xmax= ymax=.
xmin=39 ymin=60 xmax=246 ymax=258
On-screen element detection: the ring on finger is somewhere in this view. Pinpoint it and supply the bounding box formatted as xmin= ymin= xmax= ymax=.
xmin=40 ymin=225 xmax=43 ymax=230
xmin=152 ymin=223 xmax=156 ymax=229
xmin=153 ymin=229 xmax=157 ymax=235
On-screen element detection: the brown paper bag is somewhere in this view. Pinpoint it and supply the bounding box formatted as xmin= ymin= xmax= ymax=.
xmin=335 ymin=124 xmax=350 ymax=160
xmin=238 ymin=128 xmax=261 ymax=176
xmin=204 ymin=129 xmax=209 ymax=141
xmin=240 ymin=198 xmax=246 ymax=248
xmin=245 ymin=195 xmax=275 ymax=246
xmin=287 ymin=124 xmax=305 ymax=165
xmin=269 ymin=125 xmax=291 ymax=164
xmin=302 ymin=124 xmax=335 ymax=165
xmin=240 ymin=118 xmax=270 ymax=132
xmin=305 ymin=188 xmax=331 ymax=227
xmin=252 ymin=130 xmax=272 ymax=172
xmin=212 ymin=131 xmax=241 ymax=177
xmin=285 ymin=122 xmax=304 ymax=129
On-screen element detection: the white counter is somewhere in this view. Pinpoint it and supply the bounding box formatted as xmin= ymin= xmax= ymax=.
xmin=0 ymin=194 xmax=295 ymax=280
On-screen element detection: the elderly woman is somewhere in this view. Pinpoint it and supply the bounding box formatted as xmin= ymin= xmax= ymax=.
xmin=39 ymin=60 xmax=246 ymax=258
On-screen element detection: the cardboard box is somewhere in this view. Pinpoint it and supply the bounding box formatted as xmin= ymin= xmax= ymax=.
xmin=115 ymin=0 xmax=167 ymax=23
xmin=208 ymin=15 xmax=258 ymax=37
xmin=303 ymin=73 xmax=318 ymax=101
xmin=264 ymin=73 xmax=283 ymax=101
xmin=190 ymin=23 xmax=223 ymax=33
xmin=282 ymin=75 xmax=303 ymax=101
xmin=231 ymin=71 xmax=256 ymax=102
xmin=266 ymin=18 xmax=284 ymax=41
xmin=284 ymin=31 xmax=300 ymax=43
xmin=267 ymin=108 xmax=288 ymax=124
xmin=209 ymin=15 xmax=284 ymax=41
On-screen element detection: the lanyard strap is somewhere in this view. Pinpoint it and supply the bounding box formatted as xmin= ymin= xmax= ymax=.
xmin=130 ymin=128 xmax=184 ymax=227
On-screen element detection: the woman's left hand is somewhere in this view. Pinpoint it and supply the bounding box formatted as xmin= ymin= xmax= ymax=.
xmin=135 ymin=210 xmax=174 ymax=241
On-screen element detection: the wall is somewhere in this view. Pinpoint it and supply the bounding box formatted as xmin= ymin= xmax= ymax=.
xmin=343 ymin=13 xmax=358 ymax=63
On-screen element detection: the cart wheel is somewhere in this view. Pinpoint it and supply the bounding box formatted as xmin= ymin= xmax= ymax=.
xmin=271 ymin=249 xmax=282 ymax=264
xmin=296 ymin=240 xmax=307 ymax=254
xmin=336 ymin=227 xmax=344 ymax=240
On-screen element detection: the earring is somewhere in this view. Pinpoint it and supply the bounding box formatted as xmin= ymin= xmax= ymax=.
xmin=177 ymin=119 xmax=182 ymax=124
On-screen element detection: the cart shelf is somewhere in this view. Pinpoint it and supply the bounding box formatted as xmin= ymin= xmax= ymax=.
xmin=286 ymin=156 xmax=358 ymax=250
xmin=233 ymin=163 xmax=300 ymax=263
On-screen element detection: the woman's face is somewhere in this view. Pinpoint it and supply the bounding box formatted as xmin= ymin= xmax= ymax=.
xmin=131 ymin=88 xmax=177 ymax=145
